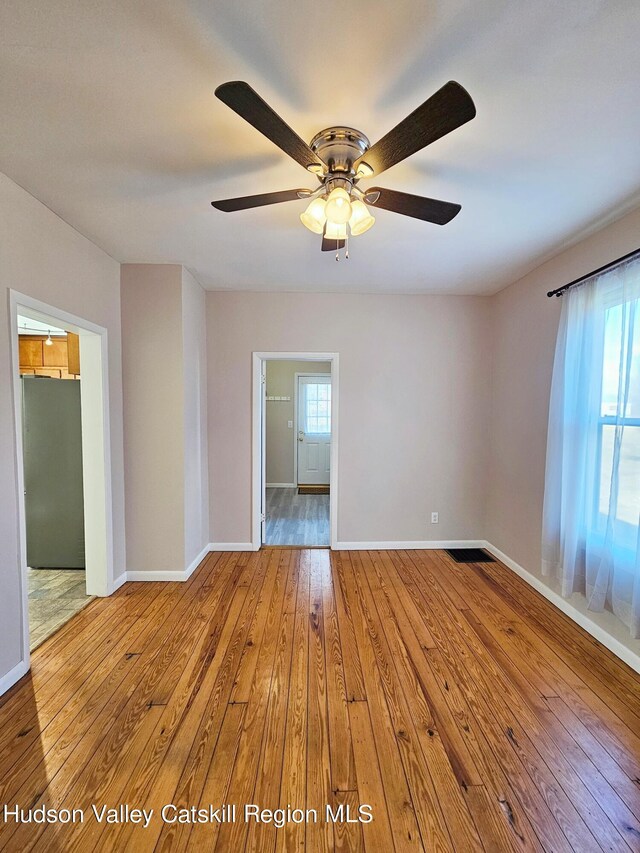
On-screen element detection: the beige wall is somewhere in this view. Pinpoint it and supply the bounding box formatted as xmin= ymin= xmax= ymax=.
xmin=487 ymin=204 xmax=640 ymax=659
xmin=4 ymin=173 xmax=639 ymax=688
xmin=182 ymin=268 xmax=209 ymax=565
xmin=207 ymin=292 xmax=492 ymax=545
xmin=121 ymin=264 xmax=209 ymax=573
xmin=0 ymin=173 xmax=125 ymax=685
xmin=266 ymin=360 xmax=331 ymax=486
xmin=121 ymin=264 xmax=185 ymax=571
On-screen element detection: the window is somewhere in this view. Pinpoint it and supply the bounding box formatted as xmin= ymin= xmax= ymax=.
xmin=542 ymin=257 xmax=640 ymax=638
xmin=595 ymin=300 xmax=640 ymax=546
xmin=303 ymin=382 xmax=331 ymax=434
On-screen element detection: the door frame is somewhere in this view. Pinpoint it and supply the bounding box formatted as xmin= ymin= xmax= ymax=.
xmin=9 ymin=290 xmax=115 ymax=668
xmin=252 ymin=352 xmax=339 ymax=550
xmin=293 ymin=371 xmax=332 ymax=488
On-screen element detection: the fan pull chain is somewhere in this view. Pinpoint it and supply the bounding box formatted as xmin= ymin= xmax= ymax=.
xmin=334 ymin=237 xmax=350 ymax=261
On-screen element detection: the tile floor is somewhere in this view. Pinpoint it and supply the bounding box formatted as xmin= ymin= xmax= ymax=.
xmin=27 ymin=568 xmax=93 ymax=650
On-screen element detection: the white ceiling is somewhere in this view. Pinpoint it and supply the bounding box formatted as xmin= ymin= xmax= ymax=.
xmin=17 ymin=317 xmax=66 ymax=336
xmin=2 ymin=0 xmax=640 ymax=295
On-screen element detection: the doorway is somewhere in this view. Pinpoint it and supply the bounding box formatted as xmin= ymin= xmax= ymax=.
xmin=10 ymin=291 xmax=113 ymax=663
xmin=18 ymin=315 xmax=91 ymax=648
xmin=252 ymin=353 xmax=339 ymax=549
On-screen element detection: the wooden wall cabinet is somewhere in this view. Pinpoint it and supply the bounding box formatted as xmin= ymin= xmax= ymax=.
xmin=20 ymin=339 xmax=44 ymax=368
xmin=67 ymin=332 xmax=81 ymax=375
xmin=19 ymin=334 xmax=81 ymax=379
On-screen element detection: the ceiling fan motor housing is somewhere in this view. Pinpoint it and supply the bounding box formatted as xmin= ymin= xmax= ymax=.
xmin=309 ymin=127 xmax=370 ymax=178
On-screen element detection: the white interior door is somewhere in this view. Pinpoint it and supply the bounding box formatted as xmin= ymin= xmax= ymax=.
xmin=297 ymin=375 xmax=331 ymax=485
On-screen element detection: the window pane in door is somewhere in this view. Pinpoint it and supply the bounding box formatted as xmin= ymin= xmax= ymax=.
xmin=304 ymin=383 xmax=331 ymax=433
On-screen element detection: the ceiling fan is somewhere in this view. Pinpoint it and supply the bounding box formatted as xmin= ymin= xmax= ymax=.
xmin=211 ymin=80 xmax=476 ymax=258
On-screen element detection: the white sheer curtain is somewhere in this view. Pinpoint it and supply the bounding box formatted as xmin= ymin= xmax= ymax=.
xmin=542 ymin=256 xmax=640 ymax=638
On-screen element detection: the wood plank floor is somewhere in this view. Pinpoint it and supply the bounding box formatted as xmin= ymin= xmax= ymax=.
xmin=266 ymin=487 xmax=329 ymax=546
xmin=1 ymin=549 xmax=639 ymax=852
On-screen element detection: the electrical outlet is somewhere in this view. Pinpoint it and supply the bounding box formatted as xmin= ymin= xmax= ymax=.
xmin=287 ymin=420 xmax=293 ymax=428
xmin=431 ymin=512 xmax=439 ymax=524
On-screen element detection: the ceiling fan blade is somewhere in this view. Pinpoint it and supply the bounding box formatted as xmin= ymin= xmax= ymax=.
xmin=321 ymin=236 xmax=345 ymax=251
xmin=215 ymin=81 xmax=325 ymax=172
xmin=211 ymin=188 xmax=310 ymax=212
xmin=356 ymin=81 xmax=476 ymax=176
xmin=367 ymin=187 xmax=461 ymax=224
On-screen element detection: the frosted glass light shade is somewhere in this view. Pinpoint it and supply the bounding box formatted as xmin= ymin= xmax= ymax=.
xmin=324 ymin=188 xmax=352 ymax=224
xmin=324 ymin=221 xmax=347 ymax=240
xmin=348 ymin=200 xmax=375 ymax=236
xmin=300 ymin=197 xmax=327 ymax=234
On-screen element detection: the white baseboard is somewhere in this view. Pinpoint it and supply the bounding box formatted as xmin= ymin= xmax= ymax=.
xmin=112 ymin=573 xmax=127 ymax=592
xmin=125 ymin=544 xmax=212 ymax=583
xmin=0 ymin=659 xmax=29 ymax=697
xmin=185 ymin=544 xmax=212 ymax=580
xmin=266 ymin=483 xmax=295 ymax=489
xmin=126 ymin=570 xmax=192 ymax=582
xmin=121 ymin=542 xmax=256 ymax=583
xmin=484 ymin=542 xmax=640 ymax=675
xmin=334 ymin=539 xmax=486 ymax=551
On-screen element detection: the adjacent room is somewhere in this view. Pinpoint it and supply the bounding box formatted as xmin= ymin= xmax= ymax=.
xmin=264 ymin=359 xmax=332 ymax=546
xmin=16 ymin=316 xmax=92 ymax=648
xmin=1 ymin=2 xmax=640 ymax=851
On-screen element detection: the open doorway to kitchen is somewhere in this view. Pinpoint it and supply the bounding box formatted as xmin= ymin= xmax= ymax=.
xmin=252 ymin=353 xmax=338 ymax=549
xmin=10 ymin=292 xmax=113 ymax=661
xmin=17 ymin=315 xmax=91 ymax=648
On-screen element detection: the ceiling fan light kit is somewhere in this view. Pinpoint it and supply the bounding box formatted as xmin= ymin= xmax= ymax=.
xmin=325 ymin=221 xmax=348 ymax=241
xmin=211 ymin=80 xmax=476 ymax=259
xmin=300 ymin=197 xmax=327 ymax=234
xmin=324 ymin=187 xmax=352 ymax=224
xmin=348 ymin=200 xmax=376 ymax=236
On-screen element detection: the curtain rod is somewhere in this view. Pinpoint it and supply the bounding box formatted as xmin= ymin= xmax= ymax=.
xmin=546 ymin=246 xmax=640 ymax=298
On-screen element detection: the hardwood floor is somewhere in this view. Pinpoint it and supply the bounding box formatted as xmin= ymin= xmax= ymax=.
xmin=1 ymin=549 xmax=639 ymax=851
xmin=266 ymin=487 xmax=329 ymax=546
